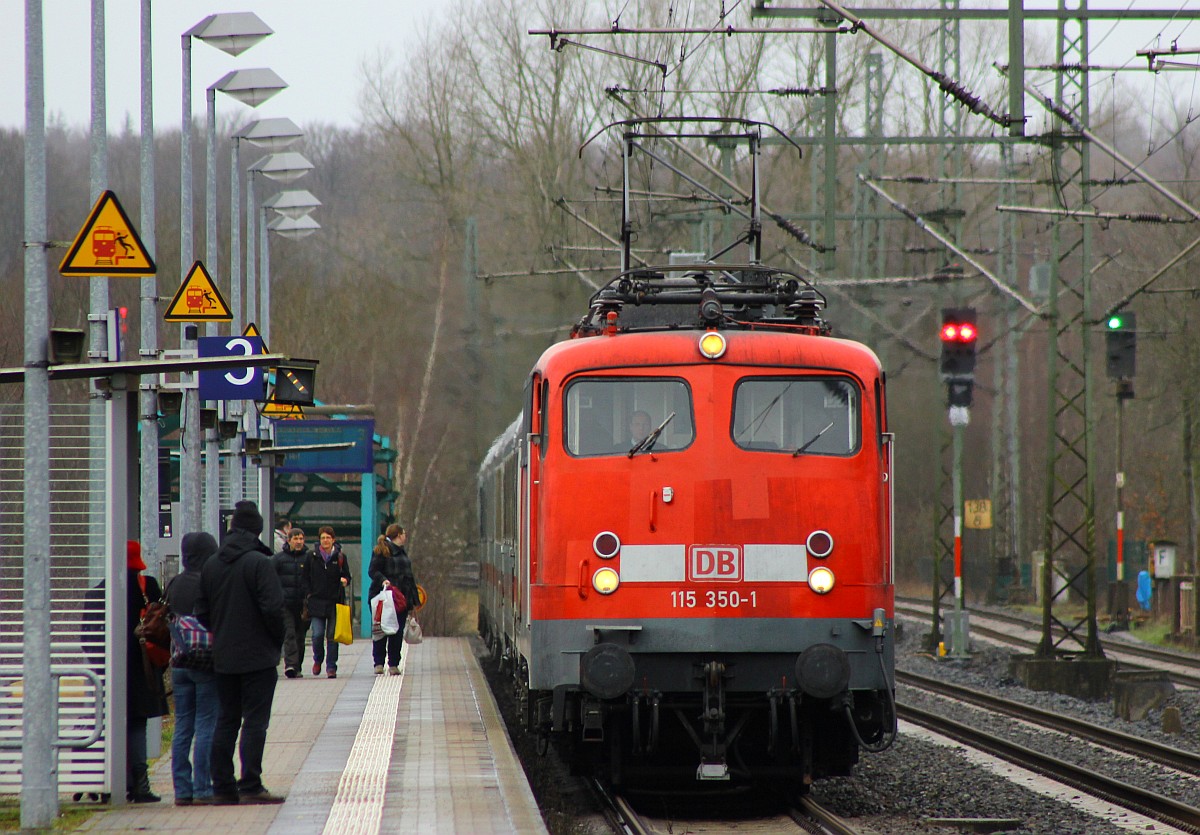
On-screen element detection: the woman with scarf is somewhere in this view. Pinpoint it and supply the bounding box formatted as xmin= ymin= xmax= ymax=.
xmin=304 ymin=526 xmax=352 ymax=678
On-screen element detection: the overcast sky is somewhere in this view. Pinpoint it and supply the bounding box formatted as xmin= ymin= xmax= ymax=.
xmin=1 ymin=2 xmax=444 ymax=132
xmin=4 ymin=2 xmax=1200 ymax=134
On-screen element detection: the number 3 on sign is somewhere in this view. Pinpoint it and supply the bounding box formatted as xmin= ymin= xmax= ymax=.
xmin=223 ymin=338 xmax=256 ymax=385
xmin=964 ymin=499 xmax=992 ymax=530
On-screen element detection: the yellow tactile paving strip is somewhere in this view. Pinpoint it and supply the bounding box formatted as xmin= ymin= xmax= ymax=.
xmin=320 ymin=659 xmax=404 ymax=834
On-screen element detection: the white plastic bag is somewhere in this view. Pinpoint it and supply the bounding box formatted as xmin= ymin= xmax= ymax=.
xmin=403 ymin=617 xmax=423 ymax=645
xmin=370 ymin=589 xmax=401 ymax=636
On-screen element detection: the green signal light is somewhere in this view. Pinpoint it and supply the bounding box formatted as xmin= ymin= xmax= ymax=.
xmin=1107 ymin=315 xmax=1124 ymax=330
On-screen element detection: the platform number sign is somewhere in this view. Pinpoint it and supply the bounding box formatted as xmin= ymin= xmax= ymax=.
xmin=964 ymin=499 xmax=992 ymax=530
xmin=197 ymin=336 xmax=266 ymax=401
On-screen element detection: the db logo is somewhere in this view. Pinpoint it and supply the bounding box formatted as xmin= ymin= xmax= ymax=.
xmin=688 ymin=546 xmax=742 ymax=582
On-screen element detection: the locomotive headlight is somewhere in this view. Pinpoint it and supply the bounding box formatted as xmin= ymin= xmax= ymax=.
xmin=807 ymin=566 xmax=835 ymax=594
xmin=592 ymin=567 xmax=620 ymax=595
xmin=593 ymin=531 xmax=621 ymax=559
xmin=698 ymin=331 xmax=727 ymax=359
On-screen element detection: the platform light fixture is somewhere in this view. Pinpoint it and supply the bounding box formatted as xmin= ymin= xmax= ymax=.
xmin=47 ymin=329 xmax=86 ymax=365
xmin=157 ymin=390 xmax=184 ymax=416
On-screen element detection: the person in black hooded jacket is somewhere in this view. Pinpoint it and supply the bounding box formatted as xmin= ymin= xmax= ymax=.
xmin=165 ymin=531 xmax=219 ymax=805
xmin=195 ymin=500 xmax=286 ymax=805
xmin=272 ymin=527 xmax=311 ymax=678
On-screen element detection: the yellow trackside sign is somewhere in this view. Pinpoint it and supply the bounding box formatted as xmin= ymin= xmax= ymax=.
xmin=60 ymin=190 xmax=156 ymax=276
xmin=164 ymin=261 xmax=232 ymax=322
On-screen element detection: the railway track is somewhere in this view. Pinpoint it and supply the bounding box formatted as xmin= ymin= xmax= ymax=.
xmin=900 ymin=702 xmax=1200 ymax=833
xmin=898 ymin=669 xmax=1200 ymax=775
xmin=895 ymin=597 xmax=1200 ymax=688
xmin=589 ymin=780 xmax=864 ymax=835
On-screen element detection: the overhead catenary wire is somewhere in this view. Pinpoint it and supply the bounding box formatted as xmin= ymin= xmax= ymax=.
xmin=810 ymin=0 xmax=1015 ymax=129
xmin=553 ymin=196 xmax=651 ymax=268
xmin=1017 ymin=73 xmax=1200 ymax=319
xmin=995 ymin=205 xmax=1196 ymax=224
xmin=551 ymin=38 xmax=667 ymax=76
xmin=858 ymin=175 xmax=1041 ymax=316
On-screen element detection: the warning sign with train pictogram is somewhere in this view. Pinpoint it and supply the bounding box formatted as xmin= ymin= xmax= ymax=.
xmin=260 ymin=391 xmax=304 ymax=420
xmin=59 ymin=190 xmax=156 ymax=276
xmin=164 ymin=261 xmax=232 ymax=322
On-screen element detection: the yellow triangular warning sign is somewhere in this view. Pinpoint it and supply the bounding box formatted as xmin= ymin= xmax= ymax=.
xmin=242 ymin=322 xmax=268 ymax=353
xmin=260 ymin=391 xmax=304 ymax=420
xmin=164 ymin=261 xmax=232 ymax=322
xmin=59 ymin=190 xmax=156 ymax=276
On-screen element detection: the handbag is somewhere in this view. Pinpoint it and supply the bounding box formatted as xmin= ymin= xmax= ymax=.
xmin=167 ymin=613 xmax=214 ymax=671
xmin=370 ymin=588 xmax=405 ymax=639
xmin=333 ymin=602 xmax=354 ymax=645
xmin=135 ymin=577 xmax=171 ymax=669
xmin=403 ymin=617 xmax=423 ymax=645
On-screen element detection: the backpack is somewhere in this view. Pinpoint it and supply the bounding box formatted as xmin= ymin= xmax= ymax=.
xmin=134 ymin=575 xmax=171 ymax=669
xmin=167 ymin=613 xmax=214 ymax=671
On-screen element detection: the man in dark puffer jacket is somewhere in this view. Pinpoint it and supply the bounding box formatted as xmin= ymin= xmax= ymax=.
xmin=272 ymin=526 xmax=311 ymax=678
xmin=195 ymin=500 xmax=286 ymax=805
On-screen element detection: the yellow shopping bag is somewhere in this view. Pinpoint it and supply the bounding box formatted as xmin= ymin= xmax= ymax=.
xmin=333 ymin=602 xmax=354 ymax=645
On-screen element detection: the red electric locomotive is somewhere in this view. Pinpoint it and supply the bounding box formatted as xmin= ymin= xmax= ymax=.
xmin=478 ymin=263 xmax=897 ymax=791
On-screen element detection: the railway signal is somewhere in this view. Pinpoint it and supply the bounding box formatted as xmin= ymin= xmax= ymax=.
xmin=1105 ymin=311 xmax=1136 ymax=382
xmin=940 ymin=308 xmax=977 ymax=408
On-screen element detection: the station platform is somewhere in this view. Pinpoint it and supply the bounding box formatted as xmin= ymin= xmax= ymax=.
xmin=74 ymin=637 xmax=548 ymax=835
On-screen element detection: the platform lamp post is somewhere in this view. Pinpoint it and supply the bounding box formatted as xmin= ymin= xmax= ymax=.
xmin=23 ymin=2 xmax=53 ymax=827
xmin=261 ymin=192 xmax=321 ymax=349
xmin=180 ymin=11 xmax=272 ymax=539
xmin=243 ymin=150 xmax=314 ymax=520
xmin=231 ymin=119 xmax=303 ymax=335
xmin=203 ymin=69 xmax=285 ymax=535
xmin=229 ymin=118 xmax=302 ymax=505
xmin=257 ymin=209 xmax=321 ymax=524
xmin=245 ymin=152 xmax=314 ymax=343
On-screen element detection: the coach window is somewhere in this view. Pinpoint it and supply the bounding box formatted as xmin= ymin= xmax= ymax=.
xmin=564 ymin=377 xmax=695 ymax=457
xmin=732 ymin=377 xmax=859 ymax=455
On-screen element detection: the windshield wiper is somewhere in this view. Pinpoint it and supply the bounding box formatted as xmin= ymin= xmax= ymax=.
xmin=793 ymin=421 xmax=835 ymax=457
xmin=735 ymin=383 xmax=793 ymax=440
xmin=629 ymin=412 xmax=676 ymax=457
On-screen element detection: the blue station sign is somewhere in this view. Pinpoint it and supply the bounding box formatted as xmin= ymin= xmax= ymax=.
xmin=274 ymin=420 xmax=375 ymax=474
xmin=198 ymin=336 xmax=266 ymax=401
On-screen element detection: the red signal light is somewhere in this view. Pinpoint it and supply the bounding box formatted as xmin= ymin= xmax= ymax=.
xmin=940 ymin=321 xmax=977 ymax=343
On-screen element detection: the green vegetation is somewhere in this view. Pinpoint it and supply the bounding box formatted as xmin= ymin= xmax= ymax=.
xmin=0 ymin=799 xmax=96 ymax=832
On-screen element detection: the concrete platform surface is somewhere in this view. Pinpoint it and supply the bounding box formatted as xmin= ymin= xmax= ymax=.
xmin=73 ymin=637 xmax=548 ymax=835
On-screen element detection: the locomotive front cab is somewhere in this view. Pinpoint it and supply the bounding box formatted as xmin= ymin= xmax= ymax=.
xmin=523 ymin=328 xmax=895 ymax=789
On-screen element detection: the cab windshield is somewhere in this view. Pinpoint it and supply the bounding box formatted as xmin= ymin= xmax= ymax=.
xmin=564 ymin=378 xmax=695 ymax=457
xmin=732 ymin=377 xmax=859 ymax=455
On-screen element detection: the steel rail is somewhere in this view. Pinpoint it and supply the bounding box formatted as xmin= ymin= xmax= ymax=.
xmin=588 ymin=780 xmax=648 ymax=835
xmin=901 ymin=704 xmax=1200 ymax=834
xmin=793 ymin=796 xmax=865 ymax=835
xmin=898 ymin=670 xmax=1200 ymax=776
xmin=896 ymin=596 xmax=1200 ymax=687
